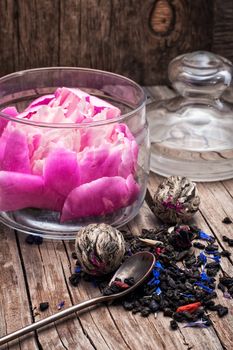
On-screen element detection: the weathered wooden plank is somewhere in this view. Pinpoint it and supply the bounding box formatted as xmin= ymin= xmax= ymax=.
xmin=222 ymin=179 xmax=233 ymax=200
xmin=11 ymin=0 xmax=60 ymax=72
xmin=183 ymin=184 xmax=233 ymax=350
xmin=59 ymin=0 xmax=213 ymax=85
xmin=147 ymin=173 xmax=233 ymax=350
xmin=127 ymin=200 xmax=159 ymax=235
xmin=0 ymin=225 xmax=38 ymax=350
xmin=19 ymin=233 xmax=143 ymax=350
xmin=198 ymin=182 xmax=233 ymax=244
xmin=0 ymin=0 xmax=16 ymax=75
xmin=62 ymin=240 xmax=136 ymax=350
xmin=1 ymin=1 xmax=233 ymax=84
xmin=212 ymin=0 xmax=233 ymax=63
xmin=0 ymin=1 xmax=214 ymax=84
xmin=17 ymin=236 xmax=98 ymax=350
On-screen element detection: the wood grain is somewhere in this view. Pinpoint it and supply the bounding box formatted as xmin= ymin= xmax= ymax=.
xmin=16 ymin=0 xmax=60 ymax=70
xmin=17 ymin=237 xmax=97 ymax=350
xmin=0 ymin=0 xmax=214 ymax=84
xmin=212 ymin=0 xmax=233 ymax=63
xmin=0 ymin=0 xmax=16 ymax=74
xmin=150 ymin=0 xmax=174 ymax=36
xmin=0 ymin=225 xmax=38 ymax=350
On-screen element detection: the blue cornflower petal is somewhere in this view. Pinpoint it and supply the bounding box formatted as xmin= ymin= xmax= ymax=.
xmin=75 ymin=266 xmax=82 ymax=273
xmin=57 ymin=301 xmax=65 ymax=309
xmin=200 ymin=271 xmax=211 ymax=282
xmin=152 ymin=270 xmax=160 ymax=279
xmin=154 ymin=287 xmax=162 ymax=295
xmin=210 ymin=255 xmax=221 ymax=263
xmin=180 ymin=293 xmax=194 ymax=298
xmin=148 ymin=277 xmax=156 ymax=286
xmin=195 ymin=282 xmax=213 ymax=293
xmin=155 ymin=261 xmax=164 ymax=270
xmin=199 ymin=252 xmax=207 ymax=265
xmin=198 ymin=231 xmax=214 ymax=241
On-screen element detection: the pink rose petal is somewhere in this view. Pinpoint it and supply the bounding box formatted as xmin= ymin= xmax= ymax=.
xmin=17 ymin=94 xmax=55 ymax=119
xmin=0 ymin=172 xmax=44 ymax=211
xmin=0 ymin=171 xmax=67 ymax=212
xmin=118 ymin=138 xmax=138 ymax=177
xmin=41 ymin=188 xmax=66 ymax=212
xmin=126 ymin=173 xmax=140 ymax=201
xmin=0 ymin=88 xmax=141 ymax=218
xmin=51 ymin=87 xmax=120 ymax=121
xmin=1 ymin=128 xmax=31 ymax=173
xmin=1 ymin=106 xmax=18 ymax=117
xmin=18 ymin=105 xmax=44 ymax=119
xmin=44 ymin=148 xmax=80 ymax=197
xmin=0 ymin=131 xmax=8 ymax=164
xmin=110 ymin=123 xmax=135 ymax=142
xmin=78 ymin=141 xmax=137 ymax=184
xmin=61 ymin=174 xmax=139 ymax=222
xmin=25 ymin=94 xmax=55 ymax=110
xmin=78 ymin=123 xmax=138 ymax=183
xmin=79 ymin=124 xmax=113 ymax=150
xmin=78 ymin=145 xmax=120 ymax=184
xmin=0 ymin=107 xmax=18 ymax=135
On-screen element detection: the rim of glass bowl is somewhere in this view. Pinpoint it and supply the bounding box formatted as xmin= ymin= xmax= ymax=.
xmin=0 ymin=67 xmax=146 ymax=129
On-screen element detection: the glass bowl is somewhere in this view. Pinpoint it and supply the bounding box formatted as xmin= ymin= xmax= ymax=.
xmin=0 ymin=67 xmax=149 ymax=239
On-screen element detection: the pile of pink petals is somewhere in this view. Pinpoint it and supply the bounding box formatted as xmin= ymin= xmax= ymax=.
xmin=0 ymin=87 xmax=140 ymax=222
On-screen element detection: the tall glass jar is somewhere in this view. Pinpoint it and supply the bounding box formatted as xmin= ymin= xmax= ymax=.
xmin=149 ymin=51 xmax=233 ymax=181
xmin=0 ymin=68 xmax=149 ymax=239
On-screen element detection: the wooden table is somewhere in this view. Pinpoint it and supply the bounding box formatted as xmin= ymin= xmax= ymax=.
xmin=0 ymin=87 xmax=233 ymax=350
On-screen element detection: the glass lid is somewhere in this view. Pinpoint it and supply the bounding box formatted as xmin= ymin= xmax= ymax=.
xmin=148 ymin=51 xmax=233 ymax=181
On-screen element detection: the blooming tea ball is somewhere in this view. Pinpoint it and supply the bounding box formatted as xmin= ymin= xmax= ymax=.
xmin=153 ymin=176 xmax=200 ymax=224
xmin=75 ymin=223 xmax=125 ymax=275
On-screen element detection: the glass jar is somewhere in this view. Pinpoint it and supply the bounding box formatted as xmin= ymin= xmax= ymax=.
xmin=149 ymin=51 xmax=233 ymax=181
xmin=0 ymin=68 xmax=149 ymax=239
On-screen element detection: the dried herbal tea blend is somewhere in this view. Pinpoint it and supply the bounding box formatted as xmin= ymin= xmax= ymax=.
xmin=103 ymin=277 xmax=135 ymax=296
xmin=25 ymin=234 xmax=43 ymax=245
xmin=222 ymin=217 xmax=232 ymax=224
xmin=70 ymin=224 xmax=231 ymax=331
xmin=39 ymin=302 xmax=49 ymax=312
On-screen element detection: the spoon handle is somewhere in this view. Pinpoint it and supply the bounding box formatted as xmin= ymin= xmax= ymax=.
xmin=0 ymin=294 xmax=108 ymax=346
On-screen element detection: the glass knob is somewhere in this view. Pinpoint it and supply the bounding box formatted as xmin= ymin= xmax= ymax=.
xmin=168 ymin=51 xmax=232 ymax=98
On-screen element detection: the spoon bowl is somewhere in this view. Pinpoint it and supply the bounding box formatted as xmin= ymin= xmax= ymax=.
xmin=109 ymin=251 xmax=156 ymax=297
xmin=0 ymin=252 xmax=155 ymax=346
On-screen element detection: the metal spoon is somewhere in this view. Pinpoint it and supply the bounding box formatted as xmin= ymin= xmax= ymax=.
xmin=0 ymin=251 xmax=155 ymax=346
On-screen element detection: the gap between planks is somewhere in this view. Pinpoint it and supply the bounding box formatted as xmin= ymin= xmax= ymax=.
xmin=147 ymin=172 xmax=233 ymax=350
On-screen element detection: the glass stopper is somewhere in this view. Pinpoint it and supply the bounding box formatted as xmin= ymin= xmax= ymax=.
xmin=168 ymin=51 xmax=232 ymax=98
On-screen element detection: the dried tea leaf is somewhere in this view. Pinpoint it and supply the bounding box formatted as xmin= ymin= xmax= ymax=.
xmin=138 ymin=237 xmax=164 ymax=246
